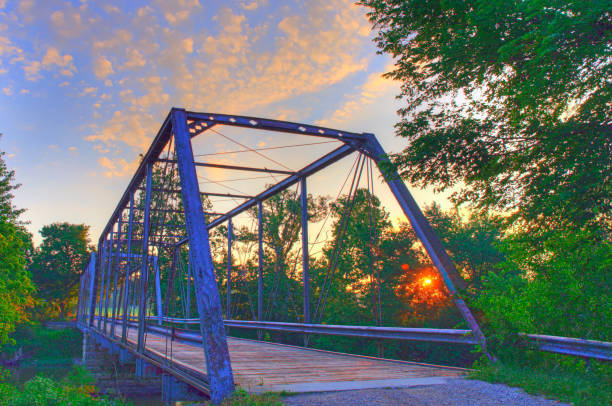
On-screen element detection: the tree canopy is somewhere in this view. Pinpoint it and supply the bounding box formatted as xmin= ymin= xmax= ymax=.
xmin=0 ymin=138 xmax=34 ymax=344
xmin=29 ymin=223 xmax=92 ymax=319
xmin=358 ymin=0 xmax=611 ymax=228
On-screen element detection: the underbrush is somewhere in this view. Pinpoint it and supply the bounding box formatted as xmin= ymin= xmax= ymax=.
xmin=0 ymin=366 xmax=131 ymax=406
xmin=471 ymin=359 xmax=611 ymax=406
xmin=217 ymin=389 xmax=283 ymax=406
xmin=2 ymin=324 xmax=81 ymax=364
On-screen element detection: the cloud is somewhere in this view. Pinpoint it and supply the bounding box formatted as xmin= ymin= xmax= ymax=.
xmin=241 ymin=1 xmax=259 ymax=10
xmin=182 ymin=38 xmax=194 ymax=54
xmin=0 ymin=36 xmax=24 ymax=74
xmin=50 ymin=6 xmax=89 ymax=38
xmin=41 ymin=47 xmax=77 ymax=75
xmin=18 ymin=0 xmax=34 ymax=15
xmin=74 ymin=0 xmax=375 ymax=177
xmin=103 ymin=5 xmax=120 ymax=14
xmin=319 ymin=67 xmax=399 ymax=126
xmin=24 ymin=60 xmax=41 ymax=80
xmin=98 ymin=156 xmax=139 ymax=177
xmin=86 ymin=109 xmax=156 ymax=151
xmin=93 ymin=57 xmax=114 ymax=78
xmin=80 ymin=86 xmax=97 ymax=96
xmin=22 ymin=47 xmax=77 ymax=81
xmin=155 ymin=0 xmax=201 ymax=25
xmin=176 ymin=0 xmax=372 ymax=112
xmin=122 ymin=49 xmax=146 ymax=69
xmin=2 ymin=86 xmax=11 ymax=95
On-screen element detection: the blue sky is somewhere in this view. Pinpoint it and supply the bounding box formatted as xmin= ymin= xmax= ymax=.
xmin=1 ymin=0 xmax=450 ymax=245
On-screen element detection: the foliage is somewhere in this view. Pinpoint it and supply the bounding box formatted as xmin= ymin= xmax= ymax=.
xmin=29 ymin=223 xmax=92 ymax=319
xmin=0 ymin=140 xmax=35 ymax=345
xmin=472 ymin=360 xmax=612 ymax=406
xmin=0 ymin=369 xmax=131 ymax=406
xmin=0 ymin=221 xmax=35 ymax=346
xmin=218 ymin=389 xmax=283 ymax=406
xmin=3 ymin=325 xmax=81 ymax=363
xmin=476 ymin=225 xmax=611 ymax=345
xmin=0 ymin=136 xmax=26 ymax=226
xmin=358 ymin=0 xmax=611 ymax=228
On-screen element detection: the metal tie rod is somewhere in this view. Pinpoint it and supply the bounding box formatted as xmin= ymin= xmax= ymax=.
xmin=157 ymin=159 xmax=296 ymax=175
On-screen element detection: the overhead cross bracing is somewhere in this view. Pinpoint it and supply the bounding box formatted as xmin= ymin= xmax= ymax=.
xmin=76 ymin=108 xmax=492 ymax=403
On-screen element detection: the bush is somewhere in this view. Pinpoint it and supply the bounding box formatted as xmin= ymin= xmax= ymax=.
xmin=0 ymin=366 xmax=130 ymax=406
xmin=475 ymin=226 xmax=611 ymax=361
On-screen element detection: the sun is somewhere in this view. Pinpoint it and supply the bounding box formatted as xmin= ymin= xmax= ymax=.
xmin=421 ymin=277 xmax=433 ymax=287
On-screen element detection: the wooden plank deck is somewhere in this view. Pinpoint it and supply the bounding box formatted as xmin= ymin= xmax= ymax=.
xmin=106 ymin=324 xmax=466 ymax=392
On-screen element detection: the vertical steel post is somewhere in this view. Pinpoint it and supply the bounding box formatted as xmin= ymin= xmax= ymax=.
xmin=103 ymin=229 xmax=114 ymax=333
xmin=137 ymin=163 xmax=153 ymax=354
xmin=300 ymin=177 xmax=310 ymax=325
xmin=364 ymin=133 xmax=495 ymax=362
xmin=186 ymin=261 xmax=191 ymax=319
xmin=110 ymin=217 xmax=123 ymax=336
xmin=172 ymin=108 xmax=235 ymax=402
xmin=88 ymin=250 xmax=98 ymax=327
xmin=226 ymin=219 xmax=233 ymax=320
xmin=97 ymin=239 xmax=108 ymax=330
xmin=122 ymin=195 xmax=135 ymax=343
xmin=257 ymin=200 xmax=263 ymax=330
xmin=87 ymin=254 xmax=100 ymax=327
xmin=154 ymin=256 xmax=163 ymax=325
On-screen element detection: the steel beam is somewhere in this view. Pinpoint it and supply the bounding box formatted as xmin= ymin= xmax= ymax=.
xmin=186 ymin=111 xmax=366 ymax=142
xmin=138 ymin=188 xmax=253 ymax=199
xmin=257 ymin=201 xmax=263 ymax=339
xmin=227 ymin=219 xmax=232 ymax=320
xmin=103 ymin=229 xmax=115 ymax=333
xmin=300 ymin=177 xmax=310 ymax=325
xmin=157 ymin=159 xmax=296 ymax=175
xmin=87 ymin=252 xmax=97 ymax=327
xmin=137 ymin=163 xmax=153 ymax=354
xmin=172 ymin=108 xmax=235 ymax=402
xmin=110 ymin=217 xmax=122 ymax=337
xmin=154 ymin=257 xmax=163 ymax=325
xmin=121 ymin=195 xmax=133 ymax=343
xmin=96 ymin=240 xmax=107 ymax=329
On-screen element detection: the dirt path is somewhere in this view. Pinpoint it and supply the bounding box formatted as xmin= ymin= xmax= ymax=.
xmin=282 ymin=379 xmax=568 ymax=406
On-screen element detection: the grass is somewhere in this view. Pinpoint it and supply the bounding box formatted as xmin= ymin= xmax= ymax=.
xmin=471 ymin=361 xmax=611 ymax=406
xmin=219 ymin=389 xmax=283 ymax=406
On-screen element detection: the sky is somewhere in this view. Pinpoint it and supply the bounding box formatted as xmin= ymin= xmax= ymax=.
xmin=0 ymin=0 xmax=451 ymax=246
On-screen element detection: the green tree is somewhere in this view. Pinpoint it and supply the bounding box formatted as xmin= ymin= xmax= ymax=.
xmin=358 ymin=0 xmax=611 ymax=228
xmin=0 ymin=138 xmax=34 ymax=344
xmin=477 ymin=226 xmax=611 ymax=343
xmin=29 ymin=223 xmax=92 ymax=319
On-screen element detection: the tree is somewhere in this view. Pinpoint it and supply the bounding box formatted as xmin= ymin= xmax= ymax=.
xmin=358 ymin=0 xmax=611 ymax=229
xmin=0 ymin=137 xmax=34 ymax=344
xmin=29 ymin=223 xmax=92 ymax=319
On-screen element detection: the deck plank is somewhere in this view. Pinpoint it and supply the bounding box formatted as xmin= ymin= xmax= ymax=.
xmin=104 ymin=324 xmax=465 ymax=392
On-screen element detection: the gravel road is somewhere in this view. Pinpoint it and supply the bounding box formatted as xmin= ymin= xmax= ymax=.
xmin=281 ymin=379 xmax=569 ymax=406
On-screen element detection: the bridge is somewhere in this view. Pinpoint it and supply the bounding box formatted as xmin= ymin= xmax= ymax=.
xmin=73 ymin=108 xmax=499 ymax=403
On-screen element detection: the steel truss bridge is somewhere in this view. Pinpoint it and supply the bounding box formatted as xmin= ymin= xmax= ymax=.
xmin=76 ymin=108 xmax=609 ymax=403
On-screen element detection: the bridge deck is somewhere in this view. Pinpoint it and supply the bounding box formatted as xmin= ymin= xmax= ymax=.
xmin=108 ymin=324 xmax=466 ymax=393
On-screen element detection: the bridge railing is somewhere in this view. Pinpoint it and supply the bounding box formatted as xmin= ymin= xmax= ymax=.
xmin=138 ymin=316 xmax=611 ymax=362
xmin=519 ymin=333 xmax=612 ymax=362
